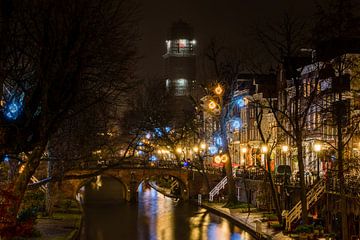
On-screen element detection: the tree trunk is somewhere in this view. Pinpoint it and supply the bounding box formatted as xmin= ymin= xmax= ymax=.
xmin=266 ymin=156 xmax=282 ymax=222
xmin=220 ymin=123 xmax=237 ymax=206
xmin=296 ymin=139 xmax=308 ymax=224
xmin=0 ymin=145 xmax=45 ymax=238
xmin=337 ymin=102 xmax=348 ymax=240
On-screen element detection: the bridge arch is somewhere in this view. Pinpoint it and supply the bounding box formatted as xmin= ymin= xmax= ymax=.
xmin=61 ymin=168 xmax=191 ymax=203
xmin=75 ymin=174 xmax=127 ymax=204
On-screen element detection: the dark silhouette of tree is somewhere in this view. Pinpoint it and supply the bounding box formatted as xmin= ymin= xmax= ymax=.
xmin=0 ymin=0 xmax=138 ymax=237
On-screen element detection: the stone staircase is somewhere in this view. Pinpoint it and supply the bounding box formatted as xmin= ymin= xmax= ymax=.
xmin=209 ymin=176 xmax=228 ymax=202
xmin=285 ymin=179 xmax=325 ymax=231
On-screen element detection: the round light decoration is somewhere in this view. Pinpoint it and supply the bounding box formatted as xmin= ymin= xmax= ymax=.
xmin=236 ymin=98 xmax=245 ymax=108
xmin=208 ymin=100 xmax=217 ymax=110
xmin=214 ymin=155 xmax=221 ymax=164
xmin=221 ymin=154 xmax=228 ymax=163
xmin=214 ymin=84 xmax=223 ymax=95
xmin=208 ymin=145 xmax=218 ymax=155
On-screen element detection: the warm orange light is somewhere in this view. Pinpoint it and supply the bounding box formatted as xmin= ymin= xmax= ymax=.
xmin=208 ymin=101 xmax=217 ymax=110
xmin=241 ymin=147 xmax=247 ymax=153
xmin=214 ymin=85 xmax=223 ymax=95
xmin=261 ymin=145 xmax=268 ymax=153
xmin=281 ymin=145 xmax=289 ymax=153
xmin=221 ymin=154 xmax=228 ymax=163
xmin=314 ymin=143 xmax=321 ymax=152
xmin=214 ymin=155 xmax=221 ymax=164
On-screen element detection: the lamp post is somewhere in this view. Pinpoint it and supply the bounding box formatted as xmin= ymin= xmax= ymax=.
xmin=281 ymin=145 xmax=289 ymax=165
xmin=314 ymin=143 xmax=322 ymax=181
xmin=261 ymin=145 xmax=268 ymax=169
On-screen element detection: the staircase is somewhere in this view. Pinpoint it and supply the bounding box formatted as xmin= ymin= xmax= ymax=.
xmin=285 ymin=179 xmax=325 ymax=231
xmin=170 ymin=181 xmax=179 ymax=192
xmin=30 ymin=176 xmax=47 ymax=193
xmin=209 ymin=176 xmax=228 ymax=202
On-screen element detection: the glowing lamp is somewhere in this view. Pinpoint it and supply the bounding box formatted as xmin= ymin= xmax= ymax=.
xmin=261 ymin=145 xmax=268 ymax=153
xmin=241 ymin=148 xmax=247 ymax=153
xmin=221 ymin=154 xmax=228 ymax=163
xmin=314 ymin=143 xmax=321 ymax=152
xmin=281 ymin=145 xmax=289 ymax=153
xmin=193 ymin=146 xmax=199 ymax=152
xmin=208 ymin=101 xmax=217 ymax=110
xmin=214 ymin=84 xmax=223 ymax=95
xmin=236 ymin=98 xmax=245 ymax=108
xmin=200 ymin=143 xmax=206 ymax=149
xmin=209 ymin=145 xmax=218 ymax=155
xmin=176 ymin=147 xmax=182 ymax=154
xmin=214 ymin=155 xmax=221 ymax=164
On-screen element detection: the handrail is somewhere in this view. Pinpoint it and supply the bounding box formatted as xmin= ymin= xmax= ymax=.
xmin=30 ymin=176 xmax=47 ymax=192
xmin=285 ymin=179 xmax=325 ymax=231
xmin=209 ymin=176 xmax=228 ymax=202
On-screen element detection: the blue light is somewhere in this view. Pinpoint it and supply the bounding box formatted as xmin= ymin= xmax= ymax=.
xmin=208 ymin=145 xmax=218 ymax=155
xmin=4 ymin=101 xmax=22 ymax=120
xmin=215 ymin=136 xmax=222 ymax=147
xmin=154 ymin=128 xmax=163 ymax=137
xmin=149 ymin=155 xmax=157 ymax=161
xmin=138 ymin=150 xmax=143 ymax=155
xmin=236 ymin=98 xmax=245 ymax=108
xmin=230 ymin=118 xmax=242 ymax=130
xmin=3 ymin=154 xmax=9 ymax=162
xmin=183 ymin=161 xmax=189 ymax=167
xmin=3 ymin=92 xmax=24 ymax=121
xmin=165 ymin=127 xmax=171 ymax=133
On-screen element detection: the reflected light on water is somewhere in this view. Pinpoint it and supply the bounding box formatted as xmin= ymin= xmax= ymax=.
xmin=81 ymin=180 xmax=255 ymax=240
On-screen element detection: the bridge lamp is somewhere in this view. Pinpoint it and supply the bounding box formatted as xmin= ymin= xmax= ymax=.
xmin=200 ymin=143 xmax=206 ymax=150
xmin=193 ymin=146 xmax=199 ymax=153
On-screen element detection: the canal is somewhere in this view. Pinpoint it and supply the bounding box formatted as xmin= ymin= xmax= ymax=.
xmin=80 ymin=176 xmax=255 ymax=240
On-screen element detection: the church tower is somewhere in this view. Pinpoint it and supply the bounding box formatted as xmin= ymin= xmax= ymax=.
xmin=163 ymin=20 xmax=196 ymax=124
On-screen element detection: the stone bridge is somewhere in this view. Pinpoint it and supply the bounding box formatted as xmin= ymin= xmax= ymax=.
xmin=59 ymin=166 xmax=222 ymax=203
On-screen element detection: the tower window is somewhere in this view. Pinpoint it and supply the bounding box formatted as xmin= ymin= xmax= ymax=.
xmin=174 ymin=78 xmax=188 ymax=96
xmin=179 ymin=39 xmax=187 ymax=48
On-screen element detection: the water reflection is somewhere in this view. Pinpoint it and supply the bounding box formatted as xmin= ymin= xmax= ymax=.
xmin=81 ymin=179 xmax=254 ymax=240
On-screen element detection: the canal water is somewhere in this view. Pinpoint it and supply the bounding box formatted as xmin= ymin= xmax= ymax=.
xmin=80 ymin=176 xmax=255 ymax=240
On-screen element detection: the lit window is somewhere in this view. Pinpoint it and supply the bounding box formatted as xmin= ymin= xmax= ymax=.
xmin=179 ymin=39 xmax=187 ymax=48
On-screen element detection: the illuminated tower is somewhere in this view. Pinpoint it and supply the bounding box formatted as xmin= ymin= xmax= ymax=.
xmin=163 ymin=20 xmax=196 ymax=122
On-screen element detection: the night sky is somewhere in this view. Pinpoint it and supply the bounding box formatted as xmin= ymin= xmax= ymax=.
xmin=138 ymin=0 xmax=318 ymax=77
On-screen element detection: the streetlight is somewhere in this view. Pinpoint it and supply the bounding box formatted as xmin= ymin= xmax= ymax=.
xmin=241 ymin=147 xmax=247 ymax=167
xmin=261 ymin=145 xmax=268 ymax=168
xmin=314 ymin=143 xmax=322 ymax=180
xmin=281 ymin=145 xmax=289 ymax=165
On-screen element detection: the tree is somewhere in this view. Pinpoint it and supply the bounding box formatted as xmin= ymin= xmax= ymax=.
xmin=255 ymin=13 xmax=314 ymax=225
xmin=250 ymin=80 xmax=283 ymax=222
xmin=203 ymin=39 xmax=243 ymax=206
xmin=0 ymin=0 xmax=138 ymax=237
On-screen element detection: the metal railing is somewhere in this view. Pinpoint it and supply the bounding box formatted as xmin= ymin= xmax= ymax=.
xmin=30 ymin=176 xmax=47 ymax=192
xmin=285 ymin=179 xmax=325 ymax=231
xmin=209 ymin=176 xmax=228 ymax=202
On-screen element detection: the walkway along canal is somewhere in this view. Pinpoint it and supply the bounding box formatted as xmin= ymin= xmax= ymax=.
xmin=79 ymin=176 xmax=255 ymax=240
